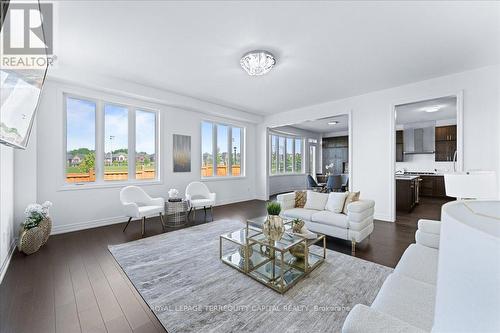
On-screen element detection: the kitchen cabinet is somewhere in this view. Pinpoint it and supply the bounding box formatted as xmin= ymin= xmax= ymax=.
xmin=396 ymin=178 xmax=418 ymax=212
xmin=419 ymin=175 xmax=448 ymax=198
xmin=322 ymin=136 xmax=348 ymax=174
xmin=396 ymin=130 xmax=404 ymax=162
xmin=435 ymin=125 xmax=457 ymax=161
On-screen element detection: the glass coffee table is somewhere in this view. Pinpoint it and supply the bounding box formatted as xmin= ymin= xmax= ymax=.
xmin=220 ymin=216 xmax=326 ymax=294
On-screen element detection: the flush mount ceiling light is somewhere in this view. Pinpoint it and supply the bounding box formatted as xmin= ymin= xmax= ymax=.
xmin=421 ymin=105 xmax=444 ymax=113
xmin=328 ymin=121 xmax=339 ymax=125
xmin=240 ymin=50 xmax=276 ymax=76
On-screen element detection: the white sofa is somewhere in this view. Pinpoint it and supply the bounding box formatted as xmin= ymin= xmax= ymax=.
xmin=342 ymin=219 xmax=441 ymax=333
xmin=276 ymin=192 xmax=375 ymax=253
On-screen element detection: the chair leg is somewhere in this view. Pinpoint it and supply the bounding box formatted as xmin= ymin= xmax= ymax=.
xmin=203 ymin=206 xmax=206 ymax=221
xmin=141 ymin=216 xmax=146 ymax=237
xmin=351 ymin=239 xmax=356 ymax=256
xmin=159 ymin=213 xmax=165 ymax=232
xmin=123 ymin=217 xmax=132 ymax=232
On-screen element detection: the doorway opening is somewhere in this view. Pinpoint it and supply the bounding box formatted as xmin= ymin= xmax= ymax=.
xmin=391 ymin=94 xmax=463 ymax=224
xmin=267 ymin=113 xmax=352 ymax=197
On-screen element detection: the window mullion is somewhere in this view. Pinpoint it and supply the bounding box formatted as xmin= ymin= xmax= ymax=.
xmin=228 ymin=126 xmax=232 ymax=176
xmin=95 ymin=100 xmax=104 ymax=182
xmin=128 ymin=108 xmax=136 ymax=180
xmin=292 ymin=137 xmax=295 ymax=173
xmin=212 ymin=123 xmax=217 ymax=177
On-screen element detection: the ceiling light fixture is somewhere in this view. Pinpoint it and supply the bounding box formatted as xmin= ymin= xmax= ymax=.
xmin=422 ymin=105 xmax=443 ymax=113
xmin=328 ymin=121 xmax=339 ymax=125
xmin=240 ymin=50 xmax=276 ymax=76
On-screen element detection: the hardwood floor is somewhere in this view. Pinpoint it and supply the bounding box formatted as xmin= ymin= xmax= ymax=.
xmin=0 ymin=198 xmax=446 ymax=333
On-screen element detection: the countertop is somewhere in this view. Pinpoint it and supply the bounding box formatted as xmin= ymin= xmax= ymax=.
xmin=395 ymin=175 xmax=420 ymax=181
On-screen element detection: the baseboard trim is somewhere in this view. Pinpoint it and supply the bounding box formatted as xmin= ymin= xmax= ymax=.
xmin=374 ymin=213 xmax=394 ymax=222
xmin=50 ymin=196 xmax=256 ymax=235
xmin=51 ymin=216 xmax=127 ymax=235
xmin=0 ymin=239 xmax=17 ymax=284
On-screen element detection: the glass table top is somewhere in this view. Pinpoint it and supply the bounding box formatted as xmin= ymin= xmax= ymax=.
xmin=249 ymin=232 xmax=305 ymax=251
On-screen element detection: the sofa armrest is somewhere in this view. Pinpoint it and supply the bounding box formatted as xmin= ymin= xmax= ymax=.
xmin=415 ymin=230 xmax=440 ymax=249
xmin=342 ymin=304 xmax=425 ymax=333
xmin=276 ymin=192 xmax=295 ymax=210
xmin=347 ymin=200 xmax=375 ymax=213
xmin=417 ymin=219 xmax=440 ymax=235
xmin=415 ymin=219 xmax=440 ymax=249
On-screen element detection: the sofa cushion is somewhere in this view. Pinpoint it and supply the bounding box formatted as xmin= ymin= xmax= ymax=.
xmin=342 ymin=191 xmax=360 ymax=214
xmin=304 ymin=190 xmax=329 ymax=211
xmin=294 ymin=191 xmax=307 ymax=208
xmin=325 ymin=192 xmax=348 ymax=213
xmin=372 ymin=273 xmax=436 ymax=332
xmin=394 ymin=243 xmax=438 ymax=285
xmin=281 ymin=208 xmax=317 ymax=221
xmin=311 ymin=210 xmax=349 ymax=228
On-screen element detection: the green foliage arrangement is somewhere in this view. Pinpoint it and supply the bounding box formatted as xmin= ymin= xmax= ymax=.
xmin=266 ymin=201 xmax=281 ymax=216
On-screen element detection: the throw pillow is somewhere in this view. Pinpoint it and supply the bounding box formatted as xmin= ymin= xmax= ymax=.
xmin=304 ymin=190 xmax=329 ymax=211
xmin=325 ymin=192 xmax=348 ymax=213
xmin=342 ymin=191 xmax=360 ymax=214
xmin=294 ymin=191 xmax=307 ymax=208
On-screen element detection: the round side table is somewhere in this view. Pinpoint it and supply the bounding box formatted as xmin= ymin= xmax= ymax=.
xmin=165 ymin=200 xmax=188 ymax=227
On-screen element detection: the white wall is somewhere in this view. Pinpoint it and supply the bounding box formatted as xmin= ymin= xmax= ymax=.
xmin=258 ymin=65 xmax=500 ymax=221
xmin=0 ymin=145 xmax=15 ymax=282
xmin=26 ymin=75 xmax=260 ymax=234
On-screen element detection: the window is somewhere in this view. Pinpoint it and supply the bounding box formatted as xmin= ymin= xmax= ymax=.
xmin=295 ymin=138 xmax=302 ymax=173
xmin=104 ymin=104 xmax=128 ymax=181
xmin=231 ymin=127 xmax=241 ymax=176
xmin=285 ymin=137 xmax=293 ymax=172
xmin=65 ymin=95 xmax=159 ymax=184
xmin=201 ymin=122 xmax=213 ymax=177
xmin=270 ymin=135 xmax=277 ymax=174
xmin=66 ymin=97 xmax=96 ymax=183
xmin=217 ymin=125 xmax=229 ymax=176
xmin=278 ymin=137 xmax=285 ymax=173
xmin=269 ymin=133 xmax=304 ymax=175
xmin=201 ymin=121 xmax=244 ymax=177
xmin=136 ymin=110 xmax=156 ymax=180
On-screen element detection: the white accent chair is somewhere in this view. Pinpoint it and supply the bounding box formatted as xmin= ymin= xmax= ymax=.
xmin=120 ymin=186 xmax=165 ymax=237
xmin=185 ymin=181 xmax=216 ymax=221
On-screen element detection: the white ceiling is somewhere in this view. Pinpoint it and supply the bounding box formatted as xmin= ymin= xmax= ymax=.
xmin=54 ymin=1 xmax=500 ymax=115
xmin=396 ymin=96 xmax=457 ymax=125
xmin=291 ymin=115 xmax=349 ymax=133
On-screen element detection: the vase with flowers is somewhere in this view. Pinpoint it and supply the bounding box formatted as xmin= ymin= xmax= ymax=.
xmin=18 ymin=201 xmax=52 ymax=255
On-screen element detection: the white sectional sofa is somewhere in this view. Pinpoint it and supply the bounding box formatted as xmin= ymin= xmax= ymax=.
xmin=276 ymin=191 xmax=375 ymax=252
xmin=342 ymin=219 xmax=441 ymax=333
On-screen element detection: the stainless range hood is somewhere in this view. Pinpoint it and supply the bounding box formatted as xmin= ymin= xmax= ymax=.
xmin=403 ymin=127 xmax=435 ymax=155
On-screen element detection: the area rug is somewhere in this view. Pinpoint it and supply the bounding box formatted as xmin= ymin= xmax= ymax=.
xmin=109 ymin=219 xmax=393 ymax=333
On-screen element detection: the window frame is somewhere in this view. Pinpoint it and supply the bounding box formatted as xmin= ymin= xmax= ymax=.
xmin=269 ymin=132 xmax=304 ymax=176
xmin=62 ymin=92 xmax=160 ymax=190
xmin=201 ymin=120 xmax=245 ymax=180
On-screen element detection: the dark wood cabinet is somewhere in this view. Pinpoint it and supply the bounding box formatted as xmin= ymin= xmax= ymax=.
xmin=435 ymin=125 xmax=457 ymax=161
xmin=396 ymin=178 xmax=418 ymax=212
xmin=419 ymin=175 xmax=448 ymax=198
xmin=322 ymin=136 xmax=349 ymax=174
xmin=396 ymin=130 xmax=404 ymax=162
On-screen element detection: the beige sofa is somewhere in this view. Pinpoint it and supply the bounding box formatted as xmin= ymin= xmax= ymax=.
xmin=276 ymin=192 xmax=375 ymax=252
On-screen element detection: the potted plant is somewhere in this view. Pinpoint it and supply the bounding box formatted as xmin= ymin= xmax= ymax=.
xmin=263 ymin=201 xmax=284 ymax=241
xmin=18 ymin=201 xmax=52 ymax=255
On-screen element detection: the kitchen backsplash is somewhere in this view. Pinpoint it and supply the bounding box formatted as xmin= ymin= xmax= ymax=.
xmin=396 ymin=153 xmax=454 ymax=173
